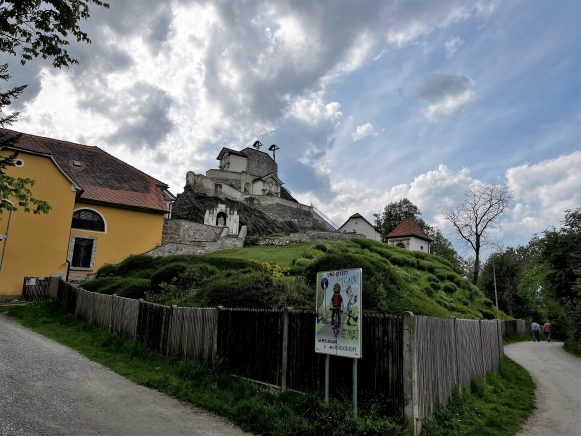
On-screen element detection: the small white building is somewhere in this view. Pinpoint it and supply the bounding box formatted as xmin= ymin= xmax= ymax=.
xmin=338 ymin=213 xmax=383 ymax=241
xmin=385 ymin=218 xmax=432 ymax=253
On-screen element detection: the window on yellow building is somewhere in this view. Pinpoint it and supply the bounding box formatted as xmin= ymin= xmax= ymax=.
xmin=72 ymin=209 xmax=105 ymax=232
xmin=71 ymin=238 xmax=95 ymax=268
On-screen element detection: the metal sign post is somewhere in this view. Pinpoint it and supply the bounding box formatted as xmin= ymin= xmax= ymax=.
xmin=315 ymin=268 xmax=362 ymax=416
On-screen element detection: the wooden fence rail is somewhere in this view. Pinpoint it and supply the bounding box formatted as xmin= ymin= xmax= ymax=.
xmin=22 ymin=277 xmax=532 ymax=432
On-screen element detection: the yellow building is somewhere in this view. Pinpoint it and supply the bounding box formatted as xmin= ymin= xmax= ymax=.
xmin=0 ymin=130 xmax=174 ymax=298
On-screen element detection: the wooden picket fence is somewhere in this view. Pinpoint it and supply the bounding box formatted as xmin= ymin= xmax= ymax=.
xmin=22 ymin=277 xmax=532 ymax=432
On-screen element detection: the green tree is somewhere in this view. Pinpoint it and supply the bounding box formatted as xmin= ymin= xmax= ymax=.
xmin=0 ymin=0 xmax=109 ymax=68
xmin=0 ymin=64 xmax=50 ymax=215
xmin=373 ymin=198 xmax=427 ymax=238
xmin=424 ymin=225 xmax=462 ymax=273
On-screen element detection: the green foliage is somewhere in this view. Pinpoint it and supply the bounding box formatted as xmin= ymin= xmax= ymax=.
xmin=150 ymin=263 xmax=188 ymax=292
xmin=435 ymin=271 xmax=448 ymax=281
xmin=373 ymin=198 xmax=427 ymax=237
xmin=481 ymin=309 xmax=496 ymax=320
xmin=80 ymin=277 xmax=121 ymax=293
xmin=418 ymin=260 xmax=435 ymax=273
xmin=314 ymin=243 xmax=328 ymax=253
xmin=422 ymin=286 xmax=435 ymax=298
xmin=116 ymin=255 xmax=157 ymax=277
xmin=563 ymin=340 xmax=581 ymax=358
xmin=421 ymin=357 xmax=535 ymax=436
xmin=159 ymin=255 xmax=262 ymax=272
xmin=0 ymin=1 xmax=110 ymax=68
xmin=244 ymin=236 xmax=260 ymax=247
xmin=129 ymin=269 xmax=156 ymax=279
xmin=442 ymin=283 xmax=457 ymax=294
xmin=429 ymin=282 xmax=440 ymax=291
xmin=96 ymin=264 xmax=118 ymax=278
xmin=97 ymin=278 xmax=150 ymax=299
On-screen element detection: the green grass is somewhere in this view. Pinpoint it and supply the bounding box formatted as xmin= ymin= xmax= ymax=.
xmin=420 ymin=357 xmax=536 ymax=436
xmin=563 ymin=340 xmax=581 ymax=358
xmin=204 ymin=242 xmax=313 ymax=267
xmin=503 ymin=334 xmax=536 ymax=346
xmin=0 ymin=301 xmax=406 ymax=436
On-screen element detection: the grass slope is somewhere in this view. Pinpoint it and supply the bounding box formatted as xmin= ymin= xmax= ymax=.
xmin=86 ymin=238 xmax=510 ymax=320
xmin=563 ymin=340 xmax=581 ymax=358
xmin=0 ymin=301 xmax=407 ymax=436
xmin=420 ymin=357 xmax=535 ymax=436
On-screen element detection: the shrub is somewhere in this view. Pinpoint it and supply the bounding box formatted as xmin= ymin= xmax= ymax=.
xmin=418 ymin=260 xmax=435 ymax=273
xmin=159 ymin=256 xmax=261 ymax=272
xmin=196 ymin=271 xmax=276 ymax=308
xmin=443 ymin=283 xmax=457 ymax=294
xmin=389 ymin=254 xmax=417 ymax=268
xmin=96 ymin=264 xmax=118 ymax=278
xmin=435 ymin=271 xmax=448 ymax=281
xmin=150 ymin=263 xmax=188 ymax=292
xmin=262 ymin=262 xmax=290 ymax=277
xmin=103 ymin=278 xmax=150 ymax=299
xmin=429 ymin=282 xmax=440 ymax=291
xmin=481 ymin=297 xmax=494 ymax=306
xmin=422 ymin=286 xmax=434 ymax=298
xmin=178 ymin=264 xmax=219 ymax=290
xmin=117 ymin=255 xmax=157 ymax=277
xmin=81 ymin=277 xmax=123 ymax=293
xmin=482 ymin=309 xmax=496 ymax=320
xmin=129 ymin=269 xmax=156 ymax=279
xmin=314 ymin=243 xmax=328 ymax=253
xmin=244 ymin=236 xmax=260 ymax=247
xmin=468 ymin=284 xmax=481 ymax=299
xmin=427 ymin=274 xmax=439 ymax=284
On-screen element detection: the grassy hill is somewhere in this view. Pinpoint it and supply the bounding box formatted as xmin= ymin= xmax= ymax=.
xmin=84 ymin=238 xmax=509 ymax=319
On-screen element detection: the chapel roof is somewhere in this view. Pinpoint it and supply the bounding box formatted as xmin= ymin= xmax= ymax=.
xmin=386 ymin=218 xmax=433 ymax=242
xmin=1 ymin=129 xmax=170 ymax=213
xmin=216 ymin=147 xmax=248 ymax=159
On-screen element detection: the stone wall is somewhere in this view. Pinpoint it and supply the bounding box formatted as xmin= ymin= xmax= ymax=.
xmin=242 ymin=147 xmax=278 ymax=177
xmin=258 ymin=231 xmax=366 ymax=245
xmin=253 ymin=203 xmax=334 ymax=231
xmin=146 ymin=232 xmax=246 ymax=257
xmin=162 ymin=219 xmax=224 ymax=244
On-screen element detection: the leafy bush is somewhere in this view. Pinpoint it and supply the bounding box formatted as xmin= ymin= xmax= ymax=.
xmin=150 ymin=263 xmax=188 ymax=292
xmin=443 ymin=283 xmax=457 ymax=294
xmin=389 ymin=254 xmax=418 ymax=268
xmin=469 ymin=284 xmax=481 ymax=299
xmin=96 ymin=264 xmax=118 ymax=278
xmin=178 ymin=264 xmax=219 ymax=290
xmin=314 ymin=243 xmax=328 ymax=253
xmin=130 ymin=269 xmax=156 ymax=279
xmin=290 ymin=257 xmax=314 ymax=276
xmin=435 ymin=271 xmax=448 ymax=281
xmin=427 ymin=274 xmax=439 ymax=284
xmin=423 ymin=286 xmax=435 ymax=298
xmin=158 ymin=256 xmax=261 ymax=272
xmin=116 ymin=255 xmax=157 ymax=277
xmin=196 ymin=271 xmax=276 ymax=308
xmin=94 ymin=278 xmax=151 ymax=299
xmin=482 ymin=309 xmax=496 ymax=320
xmin=418 ymin=260 xmax=435 ymax=273
xmin=81 ymin=277 xmax=123 ymax=293
xmin=430 ymin=282 xmax=440 ymax=291
xmin=454 ymin=277 xmax=471 ymax=290
xmin=244 ymin=236 xmax=260 ymax=247
xmin=262 ymin=262 xmax=290 ymax=277
xmin=481 ymin=297 xmax=494 ymax=306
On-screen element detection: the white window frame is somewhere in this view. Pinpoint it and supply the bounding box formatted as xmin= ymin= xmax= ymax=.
xmin=68 ymin=235 xmax=98 ymax=271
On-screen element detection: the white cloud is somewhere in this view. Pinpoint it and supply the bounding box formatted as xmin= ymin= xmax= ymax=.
xmin=422 ymin=89 xmax=476 ymax=120
xmin=351 ymin=123 xmax=383 ymax=141
xmin=445 ymin=37 xmax=464 ymax=58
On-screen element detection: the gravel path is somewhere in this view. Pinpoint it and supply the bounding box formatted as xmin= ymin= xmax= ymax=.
xmin=0 ymin=314 xmax=247 ymax=436
xmin=504 ymin=341 xmax=581 ymax=436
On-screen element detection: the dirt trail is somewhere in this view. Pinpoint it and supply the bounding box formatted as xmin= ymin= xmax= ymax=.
xmin=504 ymin=341 xmax=581 ymax=436
xmin=0 ymin=314 xmax=247 ymax=436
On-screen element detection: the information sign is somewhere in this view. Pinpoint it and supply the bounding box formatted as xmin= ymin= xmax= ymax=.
xmin=315 ymin=268 xmax=362 ymax=358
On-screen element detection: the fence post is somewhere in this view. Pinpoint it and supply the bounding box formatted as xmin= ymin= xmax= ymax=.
xmin=403 ymin=311 xmax=419 ymax=435
xmin=281 ymin=307 xmax=292 ymax=391
xmin=449 ymin=316 xmax=459 ymax=388
xmin=48 ymin=277 xmax=59 ymax=301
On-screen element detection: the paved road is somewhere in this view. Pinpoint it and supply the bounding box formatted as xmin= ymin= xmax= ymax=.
xmin=505 ymin=341 xmax=581 ymax=436
xmin=0 ymin=314 xmax=247 ymax=436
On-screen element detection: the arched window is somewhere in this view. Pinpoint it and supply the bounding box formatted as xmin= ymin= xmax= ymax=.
xmin=72 ymin=209 xmax=105 ymax=232
xmin=244 ymin=182 xmax=251 ymax=194
xmin=396 ymin=242 xmax=406 ymax=249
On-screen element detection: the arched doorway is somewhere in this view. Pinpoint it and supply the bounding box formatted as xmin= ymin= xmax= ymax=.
xmin=216 ymin=212 xmax=227 ymax=227
xmin=396 ymin=242 xmax=406 ymax=249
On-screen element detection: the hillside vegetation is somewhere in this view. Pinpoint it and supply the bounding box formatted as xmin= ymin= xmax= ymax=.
xmin=86 ymin=238 xmax=509 ymax=319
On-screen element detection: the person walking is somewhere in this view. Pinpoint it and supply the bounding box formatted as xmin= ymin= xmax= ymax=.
xmin=532 ymin=321 xmax=540 ymax=342
xmin=543 ymin=321 xmax=552 ymax=342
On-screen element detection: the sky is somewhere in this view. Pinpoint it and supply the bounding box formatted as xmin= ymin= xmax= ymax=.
xmin=2 ymin=0 xmax=580 ymax=257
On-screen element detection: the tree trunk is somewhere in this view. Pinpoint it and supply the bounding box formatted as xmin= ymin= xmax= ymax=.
xmin=473 ymin=238 xmax=480 ymax=285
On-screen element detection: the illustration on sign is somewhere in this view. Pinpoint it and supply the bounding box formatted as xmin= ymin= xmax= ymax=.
xmin=315 ymin=268 xmax=362 ymax=358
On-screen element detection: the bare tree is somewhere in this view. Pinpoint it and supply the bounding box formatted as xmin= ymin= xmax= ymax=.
xmin=444 ymin=184 xmax=512 ymax=284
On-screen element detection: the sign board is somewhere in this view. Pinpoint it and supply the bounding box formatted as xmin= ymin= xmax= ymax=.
xmin=315 ymin=268 xmax=362 ymax=358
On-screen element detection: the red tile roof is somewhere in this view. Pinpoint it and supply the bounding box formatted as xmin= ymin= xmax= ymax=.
xmin=386 ymin=218 xmax=433 ymax=242
xmin=1 ymin=129 xmax=170 ymax=213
